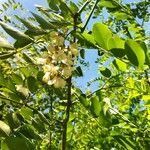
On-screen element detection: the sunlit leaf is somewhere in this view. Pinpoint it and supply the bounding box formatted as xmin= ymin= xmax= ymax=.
xmin=93 ymin=23 xmax=112 ymax=50
xmin=0 ymin=120 xmax=11 ymax=137
xmin=90 ymin=95 xmax=101 ymax=117
xmin=113 ymin=59 xmax=127 ymax=71
xmin=0 ymin=36 xmax=14 ymax=49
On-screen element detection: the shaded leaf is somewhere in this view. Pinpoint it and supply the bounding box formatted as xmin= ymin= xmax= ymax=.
xmin=31 ymin=12 xmax=55 ymax=29
xmin=0 ymin=21 xmax=33 ymax=48
xmin=125 ymin=39 xmax=145 ymax=67
xmin=1 ymin=136 xmax=35 ymax=150
xmin=27 ymin=76 xmax=38 ymax=93
xmin=15 ymin=16 xmax=46 ymax=36
xmin=100 ymin=67 xmax=111 ymax=78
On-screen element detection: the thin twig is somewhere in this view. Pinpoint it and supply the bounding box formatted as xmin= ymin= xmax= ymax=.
xmin=78 ymin=0 xmax=91 ymax=14
xmin=81 ymin=0 xmax=100 ymax=33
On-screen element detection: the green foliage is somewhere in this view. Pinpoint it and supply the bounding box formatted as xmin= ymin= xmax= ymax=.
xmin=0 ymin=0 xmax=150 ymax=149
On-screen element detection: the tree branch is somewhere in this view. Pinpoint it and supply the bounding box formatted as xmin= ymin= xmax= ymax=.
xmin=61 ymin=12 xmax=78 ymax=150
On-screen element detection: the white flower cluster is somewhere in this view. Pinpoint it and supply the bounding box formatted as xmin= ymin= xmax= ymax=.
xmin=37 ymin=32 xmax=78 ymax=88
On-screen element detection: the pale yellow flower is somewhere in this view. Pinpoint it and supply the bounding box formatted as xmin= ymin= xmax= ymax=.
xmin=69 ymin=43 xmax=78 ymax=56
xmin=42 ymin=72 xmax=50 ymax=83
xmin=50 ymin=31 xmax=64 ymax=46
xmin=48 ymin=45 xmax=56 ymax=54
xmin=52 ymin=76 xmax=66 ymax=88
xmin=15 ymin=85 xmax=29 ymax=97
xmin=61 ymin=56 xmax=73 ymax=65
xmin=43 ymin=65 xmax=59 ymax=76
xmin=36 ymin=58 xmax=47 ymax=65
xmin=61 ymin=66 xmax=73 ymax=77
xmin=50 ymin=31 xmax=58 ymax=38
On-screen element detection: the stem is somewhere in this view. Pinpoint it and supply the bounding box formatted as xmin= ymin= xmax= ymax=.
xmin=61 ymin=12 xmax=78 ymax=150
xmin=78 ymin=0 xmax=91 ymax=14
xmin=81 ymin=0 xmax=99 ymax=33
xmin=62 ymin=77 xmax=72 ymax=150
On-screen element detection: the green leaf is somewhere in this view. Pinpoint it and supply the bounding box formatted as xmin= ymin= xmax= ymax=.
xmin=108 ymin=36 xmax=125 ymax=57
xmin=140 ymin=42 xmax=150 ymax=67
xmin=11 ymin=74 xmax=23 ymax=85
xmin=47 ymin=0 xmax=59 ymax=11
xmin=19 ymin=107 xmax=33 ymax=121
xmin=113 ymin=12 xmax=130 ymax=20
xmin=1 ymin=136 xmax=35 ymax=150
xmin=74 ymin=66 xmax=83 ymax=77
xmin=90 ymin=95 xmax=101 ymax=117
xmin=0 ymin=51 xmax=16 ymax=59
xmin=31 ymin=12 xmax=55 ymax=30
xmin=0 ymin=21 xmax=33 ymax=48
xmin=93 ymin=23 xmax=112 ymax=50
xmin=108 ymin=36 xmax=125 ymax=50
xmin=75 ymin=32 xmax=96 ymax=48
xmin=20 ymin=66 xmax=38 ymax=77
xmin=27 ymin=76 xmax=38 ymax=93
xmin=0 ymin=71 xmax=5 ymax=86
xmin=114 ymin=136 xmax=136 ymax=150
xmin=111 ymin=48 xmax=126 ymax=58
xmin=22 ymin=53 xmax=35 ymax=64
xmin=19 ymin=124 xmax=41 ymax=140
xmin=0 ymin=120 xmax=11 ymax=137
xmin=37 ymin=111 xmax=50 ymax=126
xmin=15 ymin=16 xmax=46 ymax=36
xmin=79 ymin=94 xmax=90 ymax=107
xmin=80 ymin=49 xmax=85 ymax=59
xmin=113 ymin=59 xmax=127 ymax=71
xmin=0 ymin=36 xmax=14 ymax=49
xmin=70 ymin=1 xmax=79 ymax=13
xmin=99 ymin=1 xmax=119 ymax=8
xmin=99 ymin=67 xmax=111 ymax=78
xmin=125 ymin=39 xmax=145 ymax=67
xmin=5 ymin=113 xmax=20 ymax=129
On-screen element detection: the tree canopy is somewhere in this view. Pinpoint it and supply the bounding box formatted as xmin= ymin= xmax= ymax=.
xmin=0 ymin=0 xmax=150 ymax=149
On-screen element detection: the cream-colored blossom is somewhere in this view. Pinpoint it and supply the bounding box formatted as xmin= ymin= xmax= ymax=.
xmin=52 ymin=76 xmax=66 ymax=88
xmin=42 ymin=72 xmax=50 ymax=83
xmin=69 ymin=43 xmax=78 ymax=56
xmin=50 ymin=31 xmax=58 ymax=38
xmin=61 ymin=55 xmax=73 ymax=65
xmin=48 ymin=45 xmax=56 ymax=54
xmin=15 ymin=85 xmax=29 ymax=97
xmin=36 ymin=58 xmax=47 ymax=65
xmin=43 ymin=64 xmax=54 ymax=72
xmin=50 ymin=31 xmax=64 ymax=46
xmin=61 ymin=66 xmax=73 ymax=77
